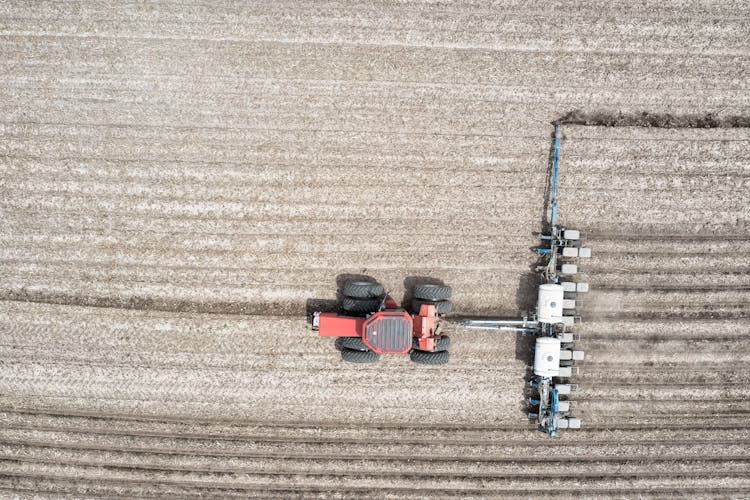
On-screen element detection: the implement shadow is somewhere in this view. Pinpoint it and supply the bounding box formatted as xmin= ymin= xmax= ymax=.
xmin=514 ymin=270 xmax=538 ymax=362
xmin=515 ymin=270 xmax=537 ymax=414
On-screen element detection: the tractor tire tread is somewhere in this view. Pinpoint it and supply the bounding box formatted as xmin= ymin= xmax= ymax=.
xmin=413 ymin=284 xmax=452 ymax=301
xmin=342 ymin=281 xmax=384 ymax=299
xmin=342 ymin=296 xmax=381 ymax=313
xmin=341 ymin=348 xmax=380 ymax=363
xmin=411 ymin=298 xmax=452 ymax=315
xmin=335 ymin=337 xmax=369 ymax=351
xmin=410 ymin=349 xmax=450 ymax=365
xmin=412 ymin=335 xmax=450 ymax=352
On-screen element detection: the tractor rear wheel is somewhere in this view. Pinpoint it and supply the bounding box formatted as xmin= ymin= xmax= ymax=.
xmin=412 ymin=335 xmax=450 ymax=352
xmin=410 ymin=349 xmax=449 ymax=365
xmin=341 ymin=348 xmax=380 ymax=363
xmin=335 ymin=337 xmax=368 ymax=351
xmin=342 ymin=281 xmax=384 ymax=298
xmin=411 ymin=298 xmax=452 ymax=315
xmin=342 ymin=296 xmax=381 ymax=313
xmin=413 ymin=284 xmax=452 ymax=301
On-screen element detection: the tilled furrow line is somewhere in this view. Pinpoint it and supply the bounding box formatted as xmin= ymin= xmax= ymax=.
xmin=0 ymin=460 xmax=746 ymax=495
xmin=2 ymin=37 xmax=743 ymax=90
xmin=0 ymin=123 xmax=548 ymax=161
xmin=1 ymin=178 xmax=547 ymax=209
xmin=1 ymin=9 xmax=748 ymax=56
xmin=0 ymin=449 xmax=747 ymax=482
xmin=564 ymin=134 xmax=750 ymax=159
xmin=0 ymin=157 xmax=546 ymax=186
xmin=582 ymin=237 xmax=749 ymax=253
xmin=1 ymin=428 xmax=747 ymax=461
xmin=580 ymin=336 xmax=750 ymax=358
xmin=0 ymin=230 xmax=541 ymax=254
xmin=582 ymin=258 xmax=748 ymax=274
xmin=0 ymin=263 xmax=534 ymax=308
xmin=575 ymin=369 xmax=750 ymax=386
xmin=1 ymin=208 xmax=540 ymax=237
xmin=1 ymin=193 xmax=545 ymax=222
xmin=572 ymin=399 xmax=750 ymax=417
xmin=1 ymin=73 xmax=746 ymax=115
xmin=575 ymin=386 xmax=750 ymax=401
xmin=575 ymin=319 xmax=746 ymax=337
xmin=1 ymin=477 xmax=748 ymax=500
xmin=4 ymin=410 xmax=750 ymax=445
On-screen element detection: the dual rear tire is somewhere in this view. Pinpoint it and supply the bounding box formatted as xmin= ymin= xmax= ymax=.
xmin=413 ymin=284 xmax=452 ymax=301
xmin=410 ymin=335 xmax=450 ymax=365
xmin=341 ymin=281 xmax=384 ymax=314
xmin=335 ymin=336 xmax=380 ymax=363
xmin=342 ymin=296 xmax=381 ymax=313
xmin=340 ymin=348 xmax=380 ymax=363
xmin=412 ymin=284 xmax=452 ymax=315
xmin=410 ymin=349 xmax=449 ymax=365
xmin=412 ymin=335 xmax=450 ymax=352
xmin=342 ymin=281 xmax=384 ymax=298
xmin=335 ymin=336 xmax=367 ymax=351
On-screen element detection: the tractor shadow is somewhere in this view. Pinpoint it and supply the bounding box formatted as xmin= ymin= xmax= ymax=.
xmin=401 ymin=276 xmax=447 ymax=309
xmin=304 ymin=298 xmax=338 ymax=323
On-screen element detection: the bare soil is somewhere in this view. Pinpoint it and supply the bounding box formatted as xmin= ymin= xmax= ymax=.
xmin=0 ymin=0 xmax=748 ymax=497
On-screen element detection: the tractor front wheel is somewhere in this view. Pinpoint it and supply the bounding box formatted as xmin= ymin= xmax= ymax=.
xmin=410 ymin=349 xmax=449 ymax=365
xmin=335 ymin=337 xmax=368 ymax=351
xmin=341 ymin=348 xmax=380 ymax=363
xmin=412 ymin=335 xmax=450 ymax=352
xmin=411 ymin=298 xmax=452 ymax=315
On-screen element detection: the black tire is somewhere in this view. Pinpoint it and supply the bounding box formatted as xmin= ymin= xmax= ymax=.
xmin=342 ymin=296 xmax=381 ymax=313
xmin=410 ymin=349 xmax=449 ymax=365
xmin=412 ymin=335 xmax=450 ymax=352
xmin=411 ymin=298 xmax=452 ymax=315
xmin=413 ymin=284 xmax=452 ymax=301
xmin=341 ymin=348 xmax=380 ymax=363
xmin=342 ymin=281 xmax=384 ymax=298
xmin=335 ymin=337 xmax=368 ymax=351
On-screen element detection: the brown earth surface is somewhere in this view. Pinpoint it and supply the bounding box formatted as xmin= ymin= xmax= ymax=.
xmin=1 ymin=1 xmax=749 ymax=497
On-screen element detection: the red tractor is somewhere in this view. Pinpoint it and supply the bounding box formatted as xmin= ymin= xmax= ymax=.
xmin=312 ymin=280 xmax=453 ymax=364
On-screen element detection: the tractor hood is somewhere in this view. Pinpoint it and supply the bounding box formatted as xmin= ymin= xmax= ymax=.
xmin=362 ymin=311 xmax=413 ymax=354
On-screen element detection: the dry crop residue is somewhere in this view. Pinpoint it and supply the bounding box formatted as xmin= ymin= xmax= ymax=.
xmin=1 ymin=0 xmax=749 ymax=497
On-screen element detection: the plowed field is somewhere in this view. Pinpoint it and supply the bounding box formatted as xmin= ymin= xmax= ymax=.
xmin=1 ymin=1 xmax=748 ymax=497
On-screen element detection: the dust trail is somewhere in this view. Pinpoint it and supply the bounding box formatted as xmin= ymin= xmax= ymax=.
xmin=557 ymin=110 xmax=750 ymax=128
